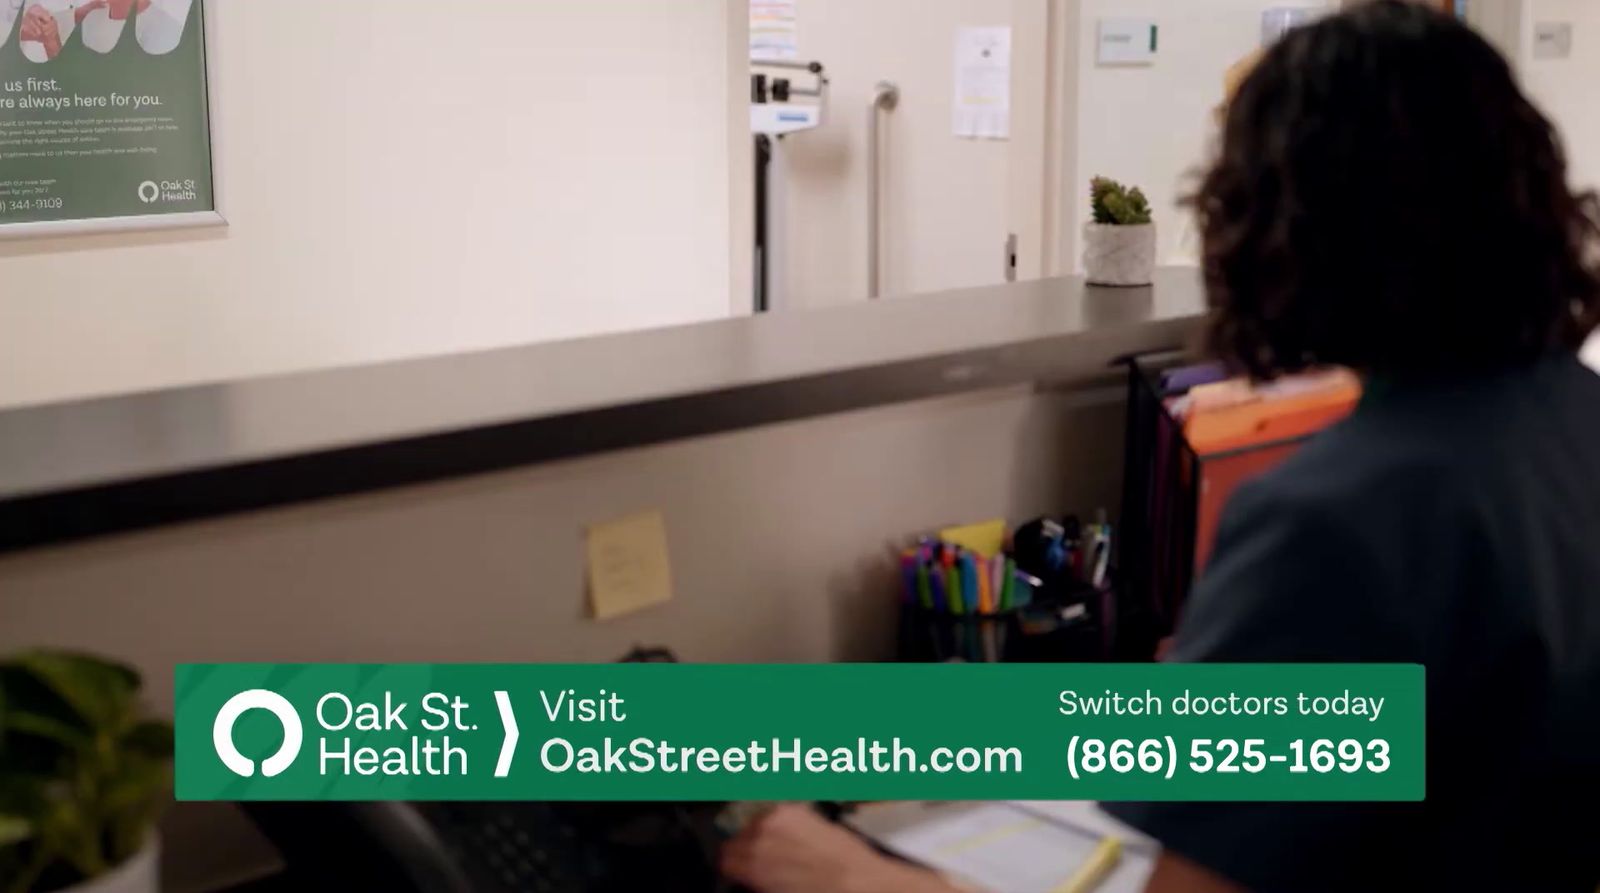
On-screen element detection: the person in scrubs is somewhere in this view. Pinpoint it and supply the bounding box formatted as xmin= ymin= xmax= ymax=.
xmin=723 ymin=3 xmax=1600 ymax=891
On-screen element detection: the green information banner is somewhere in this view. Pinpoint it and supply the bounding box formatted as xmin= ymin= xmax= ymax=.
xmin=175 ymin=663 xmax=1424 ymax=803
xmin=0 ymin=0 xmax=215 ymax=231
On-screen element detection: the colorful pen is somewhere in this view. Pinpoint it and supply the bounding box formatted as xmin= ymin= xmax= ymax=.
xmin=960 ymin=551 xmax=980 ymax=614
xmin=943 ymin=546 xmax=962 ymax=615
xmin=973 ymin=557 xmax=986 ymax=614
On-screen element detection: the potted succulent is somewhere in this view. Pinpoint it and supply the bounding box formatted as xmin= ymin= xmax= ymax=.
xmin=1083 ymin=176 xmax=1157 ymax=286
xmin=0 ymin=651 xmax=172 ymax=893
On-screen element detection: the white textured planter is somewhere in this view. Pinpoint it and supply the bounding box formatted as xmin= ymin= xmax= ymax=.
xmin=62 ymin=839 xmax=159 ymax=893
xmin=1083 ymin=222 xmax=1157 ymax=286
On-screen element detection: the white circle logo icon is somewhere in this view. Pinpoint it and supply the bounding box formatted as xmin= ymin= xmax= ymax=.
xmin=137 ymin=181 xmax=160 ymax=204
xmin=213 ymin=690 xmax=303 ymax=778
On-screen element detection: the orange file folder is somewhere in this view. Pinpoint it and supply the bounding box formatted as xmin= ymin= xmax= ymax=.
xmin=1182 ymin=370 xmax=1361 ymax=570
xmin=1184 ymin=370 xmax=1361 ymax=455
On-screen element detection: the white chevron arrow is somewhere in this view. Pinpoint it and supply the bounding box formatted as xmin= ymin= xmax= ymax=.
xmin=493 ymin=691 xmax=518 ymax=778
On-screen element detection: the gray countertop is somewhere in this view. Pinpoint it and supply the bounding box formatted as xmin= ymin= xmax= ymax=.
xmin=0 ymin=269 xmax=1206 ymax=549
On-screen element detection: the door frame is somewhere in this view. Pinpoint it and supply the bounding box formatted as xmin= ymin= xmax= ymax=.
xmin=1011 ymin=0 xmax=1092 ymax=281
xmin=1025 ymin=0 xmax=1083 ymax=278
xmin=727 ymin=0 xmax=755 ymax=316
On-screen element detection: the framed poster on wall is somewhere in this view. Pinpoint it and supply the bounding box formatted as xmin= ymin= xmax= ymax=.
xmin=0 ymin=0 xmax=221 ymax=238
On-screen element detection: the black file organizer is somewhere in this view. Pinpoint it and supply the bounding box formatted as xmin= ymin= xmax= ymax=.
xmin=1118 ymin=352 xmax=1329 ymax=659
xmin=1117 ymin=352 xmax=1201 ymax=660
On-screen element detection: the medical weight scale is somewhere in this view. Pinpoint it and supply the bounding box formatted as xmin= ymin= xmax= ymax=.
xmin=751 ymin=59 xmax=828 ymax=314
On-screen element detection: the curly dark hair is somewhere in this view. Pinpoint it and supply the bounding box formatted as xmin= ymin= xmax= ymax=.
xmin=1198 ymin=0 xmax=1600 ymax=380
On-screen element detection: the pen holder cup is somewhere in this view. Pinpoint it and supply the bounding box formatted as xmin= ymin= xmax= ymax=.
xmin=898 ymin=606 xmax=1013 ymax=663
xmin=896 ymin=596 xmax=1112 ymax=663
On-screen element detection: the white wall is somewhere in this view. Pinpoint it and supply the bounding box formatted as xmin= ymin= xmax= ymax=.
xmin=769 ymin=0 xmax=1049 ymax=309
xmin=1523 ymin=0 xmax=1600 ymax=192
xmin=764 ymin=0 xmax=1340 ymax=298
xmin=1515 ymin=0 xmax=1600 ymax=367
xmin=1073 ymin=0 xmax=1331 ymax=267
xmin=0 ymin=0 xmax=746 ymax=410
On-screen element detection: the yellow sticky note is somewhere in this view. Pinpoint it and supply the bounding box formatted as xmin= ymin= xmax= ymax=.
xmin=585 ymin=510 xmax=674 ymax=621
xmin=938 ymin=519 xmax=1007 ymax=558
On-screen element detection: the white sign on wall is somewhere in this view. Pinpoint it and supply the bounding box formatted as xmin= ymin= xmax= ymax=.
xmin=1096 ymin=18 xmax=1158 ymax=66
xmin=953 ymin=26 xmax=1011 ymax=139
xmin=1533 ymin=22 xmax=1574 ymax=60
xmin=750 ymin=0 xmax=799 ymax=61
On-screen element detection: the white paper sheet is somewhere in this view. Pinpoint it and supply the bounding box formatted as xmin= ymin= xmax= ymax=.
xmin=1006 ymin=801 xmax=1159 ymax=853
xmin=870 ymin=802 xmax=1154 ymax=893
xmin=750 ymin=0 xmax=799 ymax=61
xmin=953 ymin=26 xmax=1011 ymax=139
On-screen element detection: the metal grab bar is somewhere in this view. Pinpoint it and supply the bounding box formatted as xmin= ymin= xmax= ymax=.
xmin=867 ymin=81 xmax=899 ymax=299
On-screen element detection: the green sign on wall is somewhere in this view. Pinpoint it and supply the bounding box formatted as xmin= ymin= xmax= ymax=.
xmin=0 ymin=0 xmax=217 ymax=234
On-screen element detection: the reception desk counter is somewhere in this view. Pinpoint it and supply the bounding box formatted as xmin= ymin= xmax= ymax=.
xmin=0 ymin=269 xmax=1205 ymax=553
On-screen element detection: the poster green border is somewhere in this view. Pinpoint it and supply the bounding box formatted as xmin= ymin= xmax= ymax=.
xmin=0 ymin=0 xmax=224 ymax=240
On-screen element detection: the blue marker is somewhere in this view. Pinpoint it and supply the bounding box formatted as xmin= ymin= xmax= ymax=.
xmin=928 ymin=555 xmax=947 ymax=613
xmin=959 ymin=552 xmax=981 ymax=614
xmin=900 ymin=551 xmax=919 ymax=605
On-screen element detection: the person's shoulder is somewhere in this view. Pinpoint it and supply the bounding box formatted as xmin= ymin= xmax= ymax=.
xmin=1256 ymin=354 xmax=1600 ymax=507
xmin=1240 ymin=408 xmax=1463 ymax=521
xmin=1172 ymin=402 xmax=1471 ymax=661
xmin=1538 ymin=352 xmax=1600 ymax=429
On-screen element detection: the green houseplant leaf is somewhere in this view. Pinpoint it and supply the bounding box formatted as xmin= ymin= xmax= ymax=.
xmin=0 ymin=815 xmax=32 ymax=888
xmin=0 ymin=815 xmax=31 ymax=847
xmin=122 ymin=720 xmax=174 ymax=759
xmin=1088 ymin=176 xmax=1153 ymax=225
xmin=0 ymin=651 xmax=172 ymax=893
xmin=106 ymin=767 xmax=171 ymax=863
xmin=2 ymin=713 xmax=90 ymax=751
xmin=8 ymin=652 xmax=139 ymax=731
